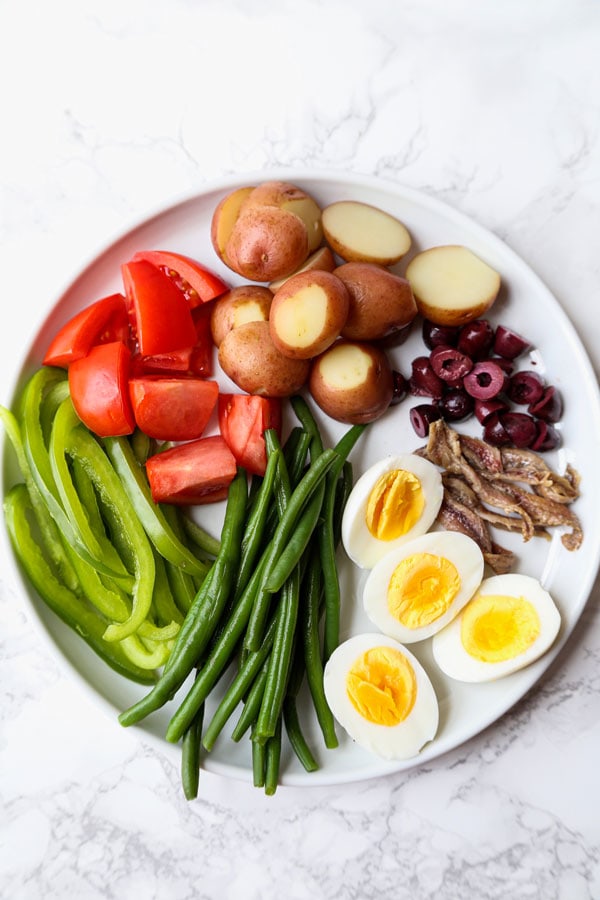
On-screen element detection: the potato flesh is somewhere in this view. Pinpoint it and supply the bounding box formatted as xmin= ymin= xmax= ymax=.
xmin=232 ymin=299 xmax=268 ymax=329
xmin=318 ymin=343 xmax=372 ymax=389
xmin=274 ymin=284 xmax=328 ymax=349
xmin=270 ymin=246 xmax=335 ymax=291
xmin=281 ymin=196 xmax=323 ymax=251
xmin=407 ymin=245 xmax=500 ymax=310
xmin=323 ymin=201 xmax=411 ymax=264
xmin=212 ymin=186 xmax=255 ymax=257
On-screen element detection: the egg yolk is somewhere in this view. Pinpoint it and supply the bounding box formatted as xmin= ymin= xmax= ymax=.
xmin=460 ymin=593 xmax=541 ymax=663
xmin=388 ymin=553 xmax=460 ymax=628
xmin=346 ymin=646 xmax=417 ymax=726
xmin=365 ymin=469 xmax=425 ymax=541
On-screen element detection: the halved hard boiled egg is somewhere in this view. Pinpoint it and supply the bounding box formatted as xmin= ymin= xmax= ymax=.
xmin=341 ymin=454 xmax=443 ymax=569
xmin=363 ymin=531 xmax=485 ymax=643
xmin=323 ymin=632 xmax=439 ymax=760
xmin=432 ymin=573 xmax=561 ymax=682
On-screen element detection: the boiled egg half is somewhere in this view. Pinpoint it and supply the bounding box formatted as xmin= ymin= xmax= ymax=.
xmin=363 ymin=531 xmax=485 ymax=643
xmin=323 ymin=632 xmax=439 ymax=760
xmin=341 ymin=454 xmax=444 ymax=569
xmin=432 ymin=573 xmax=561 ymax=682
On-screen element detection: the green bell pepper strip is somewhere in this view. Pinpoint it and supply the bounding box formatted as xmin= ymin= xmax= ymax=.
xmin=20 ymin=370 xmax=126 ymax=581
xmin=49 ymin=399 xmax=133 ymax=588
xmin=0 ymin=402 xmax=79 ymax=592
xmin=3 ymin=483 xmax=156 ymax=685
xmin=52 ymin=416 xmax=157 ymax=642
xmin=177 ymin=512 xmax=220 ymax=560
xmin=102 ymin=435 xmax=209 ymax=578
xmin=118 ymin=466 xmax=248 ymax=728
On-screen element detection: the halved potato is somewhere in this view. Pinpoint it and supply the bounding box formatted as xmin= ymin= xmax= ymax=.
xmin=269 ymin=270 xmax=349 ymax=359
xmin=210 ymin=285 xmax=273 ymax=348
xmin=322 ymin=201 xmax=411 ymax=265
xmin=269 ymin=246 xmax=335 ymax=292
xmin=218 ymin=320 xmax=310 ymax=397
xmin=245 ymin=181 xmax=323 ymax=252
xmin=309 ymin=340 xmax=394 ymax=424
xmin=335 ymin=261 xmax=417 ymax=341
xmin=210 ymin=186 xmax=255 ymax=266
xmin=225 ymin=205 xmax=310 ymax=282
xmin=406 ymin=245 xmax=501 ymax=326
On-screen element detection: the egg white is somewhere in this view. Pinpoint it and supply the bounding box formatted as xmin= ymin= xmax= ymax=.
xmin=323 ymin=632 xmax=439 ymax=760
xmin=341 ymin=454 xmax=444 ymax=569
xmin=432 ymin=573 xmax=561 ymax=682
xmin=363 ymin=531 xmax=485 ymax=643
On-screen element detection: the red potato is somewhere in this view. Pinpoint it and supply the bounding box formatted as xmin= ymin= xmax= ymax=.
xmin=225 ymin=205 xmax=310 ymax=282
xmin=406 ymin=245 xmax=501 ymax=326
xmin=244 ymin=181 xmax=324 ymax=252
xmin=322 ymin=200 xmax=411 ymax=265
xmin=269 ymin=246 xmax=336 ymax=292
xmin=309 ymin=340 xmax=394 ymax=424
xmin=218 ymin=320 xmax=310 ymax=397
xmin=269 ymin=270 xmax=350 ymax=360
xmin=210 ymin=285 xmax=273 ymax=348
xmin=334 ymin=261 xmax=417 ymax=342
xmin=210 ymin=186 xmax=255 ymax=267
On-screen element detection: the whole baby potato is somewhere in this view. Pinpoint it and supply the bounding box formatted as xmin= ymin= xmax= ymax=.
xmin=309 ymin=340 xmax=394 ymax=424
xmin=218 ymin=320 xmax=310 ymax=397
xmin=210 ymin=285 xmax=273 ymax=348
xmin=269 ymin=270 xmax=350 ymax=360
xmin=225 ymin=205 xmax=310 ymax=282
xmin=335 ymin=262 xmax=417 ymax=341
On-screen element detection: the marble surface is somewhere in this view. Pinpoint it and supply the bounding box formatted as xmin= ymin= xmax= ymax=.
xmin=1 ymin=1 xmax=599 ymax=898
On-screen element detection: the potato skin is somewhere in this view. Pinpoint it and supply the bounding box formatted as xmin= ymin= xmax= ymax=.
xmin=225 ymin=205 xmax=309 ymax=282
xmin=218 ymin=320 xmax=310 ymax=397
xmin=210 ymin=285 xmax=273 ymax=348
xmin=309 ymin=340 xmax=394 ymax=424
xmin=269 ymin=270 xmax=350 ymax=360
xmin=335 ymin=262 xmax=417 ymax=342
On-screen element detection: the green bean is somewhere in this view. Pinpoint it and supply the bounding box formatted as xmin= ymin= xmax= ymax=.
xmin=164 ymin=558 xmax=267 ymax=742
xmin=302 ymin=546 xmax=338 ymax=749
xmin=181 ymin=699 xmax=204 ymax=801
xmin=202 ymin=616 xmax=277 ymax=751
xmin=283 ymin=697 xmax=318 ymax=773
xmin=230 ymin=661 xmax=269 ymax=742
xmin=118 ymin=467 xmax=248 ymax=727
xmin=264 ymin=715 xmax=282 ymax=795
xmin=233 ymin=445 xmax=280 ymax=601
xmin=332 ymin=461 xmax=353 ymax=550
xmin=253 ymin=565 xmax=300 ymax=744
xmin=252 ymin=733 xmax=266 ymax=788
xmin=290 ymin=395 xmax=324 ymax=455
xmin=243 ymin=447 xmax=337 ymax=652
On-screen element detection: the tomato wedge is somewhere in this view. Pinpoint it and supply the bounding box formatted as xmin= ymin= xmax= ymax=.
xmin=218 ymin=394 xmax=282 ymax=476
xmin=121 ymin=259 xmax=198 ymax=356
xmin=132 ymin=303 xmax=215 ymax=378
xmin=43 ymin=293 xmax=129 ymax=368
xmin=69 ymin=341 xmax=135 ymax=437
xmin=129 ymin=376 xmax=219 ymax=441
xmin=145 ymin=435 xmax=237 ymax=505
xmin=131 ymin=250 xmax=229 ymax=308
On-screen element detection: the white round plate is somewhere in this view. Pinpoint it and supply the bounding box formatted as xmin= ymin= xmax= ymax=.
xmin=2 ymin=169 xmax=600 ymax=787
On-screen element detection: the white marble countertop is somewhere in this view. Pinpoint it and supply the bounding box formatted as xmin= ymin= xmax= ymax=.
xmin=1 ymin=2 xmax=599 ymax=898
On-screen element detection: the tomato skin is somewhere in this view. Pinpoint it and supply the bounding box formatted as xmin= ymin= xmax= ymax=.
xmin=69 ymin=341 xmax=135 ymax=437
xmin=218 ymin=394 xmax=282 ymax=476
xmin=121 ymin=260 xmax=198 ymax=355
xmin=131 ymin=250 xmax=229 ymax=308
xmin=129 ymin=376 xmax=219 ymax=441
xmin=145 ymin=435 xmax=237 ymax=505
xmin=43 ymin=293 xmax=130 ymax=368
